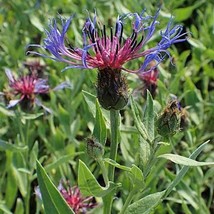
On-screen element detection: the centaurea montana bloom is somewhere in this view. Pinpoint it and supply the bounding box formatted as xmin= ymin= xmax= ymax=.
xmin=58 ymin=182 xmax=97 ymax=213
xmin=3 ymin=69 xmax=70 ymax=112
xmin=28 ymin=8 xmax=187 ymax=109
xmin=35 ymin=181 xmax=97 ymax=214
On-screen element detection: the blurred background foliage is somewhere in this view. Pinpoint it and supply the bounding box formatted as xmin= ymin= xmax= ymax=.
xmin=0 ymin=0 xmax=213 ymax=213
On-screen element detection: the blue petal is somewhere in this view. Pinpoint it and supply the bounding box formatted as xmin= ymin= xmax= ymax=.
xmin=7 ymin=99 xmax=21 ymax=108
xmin=61 ymin=65 xmax=86 ymax=72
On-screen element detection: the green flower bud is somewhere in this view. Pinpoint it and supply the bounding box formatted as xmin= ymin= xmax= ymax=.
xmin=97 ymin=68 xmax=128 ymax=110
xmin=86 ymin=138 xmax=104 ymax=160
xmin=156 ymin=100 xmax=181 ymax=137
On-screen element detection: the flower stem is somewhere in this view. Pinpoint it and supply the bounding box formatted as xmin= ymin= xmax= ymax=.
xmin=103 ymin=109 xmax=120 ymax=214
xmin=108 ymin=109 xmax=120 ymax=181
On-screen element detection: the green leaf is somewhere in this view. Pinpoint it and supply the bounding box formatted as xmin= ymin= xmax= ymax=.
xmin=93 ymin=100 xmax=107 ymax=145
xmin=29 ymin=15 xmax=44 ymax=31
xmin=104 ymin=159 xmax=144 ymax=188
xmin=36 ymin=161 xmax=74 ymax=214
xmin=125 ymin=191 xmax=165 ymax=214
xmin=82 ymin=90 xmax=97 ymax=117
xmin=0 ymin=140 xmax=27 ymax=152
xmin=0 ymin=202 xmax=13 ymax=214
xmin=129 ymin=165 xmax=144 ymax=189
xmin=158 ymin=153 xmax=214 ymax=166
xmin=188 ymin=38 xmax=206 ymax=50
xmin=104 ymin=158 xmax=131 ymax=171
xmin=0 ymin=105 xmax=14 ymax=116
xmin=44 ymin=153 xmax=83 ymax=172
xmin=139 ymin=137 xmax=151 ymax=170
xmin=130 ymin=96 xmax=150 ymax=142
xmin=5 ymin=168 xmax=18 ymax=209
xmin=29 ymin=141 xmax=39 ymax=170
xmin=78 ymin=160 xmax=120 ymax=197
xmin=144 ymin=91 xmax=154 ymax=141
xmin=14 ymin=198 xmax=24 ymax=214
xmin=21 ymin=112 xmax=44 ymax=120
xmin=204 ymin=49 xmax=214 ymax=60
xmin=164 ymin=140 xmax=210 ymax=198
xmin=174 ymin=1 xmax=205 ymax=22
xmin=11 ymin=166 xmax=27 ymax=197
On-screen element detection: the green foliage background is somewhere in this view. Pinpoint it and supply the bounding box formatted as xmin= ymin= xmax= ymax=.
xmin=0 ymin=0 xmax=213 ymax=213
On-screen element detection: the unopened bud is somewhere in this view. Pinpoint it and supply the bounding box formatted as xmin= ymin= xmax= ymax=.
xmin=97 ymin=68 xmax=128 ymax=110
xmin=156 ymin=100 xmax=181 ymax=137
xmin=87 ymin=138 xmax=104 ymax=160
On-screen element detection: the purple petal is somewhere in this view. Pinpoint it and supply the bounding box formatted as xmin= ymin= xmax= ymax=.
xmin=34 ymin=79 xmax=49 ymax=93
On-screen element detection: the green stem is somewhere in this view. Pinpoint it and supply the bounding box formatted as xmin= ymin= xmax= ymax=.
xmin=16 ymin=113 xmax=31 ymax=214
xmin=25 ymin=185 xmax=30 ymax=214
xmin=144 ymin=142 xmax=160 ymax=178
xmin=119 ymin=189 xmax=137 ymax=214
xmin=103 ymin=109 xmax=120 ymax=214
xmin=103 ymin=193 xmax=114 ymax=214
xmin=98 ymin=159 xmax=109 ymax=186
xmin=108 ymin=109 xmax=120 ymax=181
xmin=24 ymin=120 xmax=31 ymax=214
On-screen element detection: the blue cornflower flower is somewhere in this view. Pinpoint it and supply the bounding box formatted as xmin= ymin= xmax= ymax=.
xmin=28 ymin=8 xmax=187 ymax=74
xmin=28 ymin=8 xmax=187 ymax=110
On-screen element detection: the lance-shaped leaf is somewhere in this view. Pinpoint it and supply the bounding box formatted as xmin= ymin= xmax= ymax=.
xmin=130 ymin=96 xmax=150 ymax=142
xmin=104 ymin=159 xmax=144 ymax=189
xmin=36 ymin=161 xmax=74 ymax=214
xmin=104 ymin=158 xmax=131 ymax=171
xmin=125 ymin=191 xmax=165 ymax=214
xmin=158 ymin=153 xmax=214 ymax=166
xmin=0 ymin=139 xmax=27 ymax=152
xmin=78 ymin=160 xmax=120 ymax=197
xmin=164 ymin=140 xmax=210 ymax=198
xmin=82 ymin=90 xmax=96 ymax=117
xmin=93 ymin=100 xmax=107 ymax=145
xmin=129 ymin=164 xmax=145 ymax=189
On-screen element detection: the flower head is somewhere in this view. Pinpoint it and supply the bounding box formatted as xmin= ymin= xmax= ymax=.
xmin=58 ymin=182 xmax=97 ymax=213
xmin=28 ymin=8 xmax=187 ymax=110
xmin=4 ymin=68 xmax=49 ymax=110
xmin=28 ymin=8 xmax=187 ymax=74
xmin=3 ymin=69 xmax=71 ymax=112
xmin=35 ymin=181 xmax=97 ymax=214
